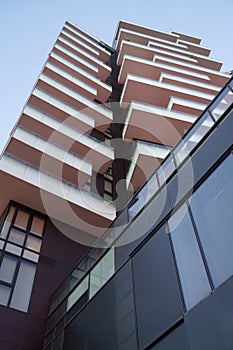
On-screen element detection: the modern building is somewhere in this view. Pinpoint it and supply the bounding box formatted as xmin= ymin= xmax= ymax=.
xmin=0 ymin=20 xmax=233 ymax=350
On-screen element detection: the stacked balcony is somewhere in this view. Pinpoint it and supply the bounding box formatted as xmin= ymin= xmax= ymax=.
xmin=0 ymin=21 xmax=115 ymax=237
xmin=114 ymin=21 xmax=229 ymax=191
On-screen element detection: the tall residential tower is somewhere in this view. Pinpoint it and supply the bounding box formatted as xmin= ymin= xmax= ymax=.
xmin=0 ymin=20 xmax=232 ymax=350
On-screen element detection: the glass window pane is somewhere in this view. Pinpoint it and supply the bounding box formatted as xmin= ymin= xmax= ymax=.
xmin=168 ymin=203 xmax=211 ymax=310
xmin=23 ymin=250 xmax=39 ymax=263
xmin=0 ymin=240 xmax=4 ymax=250
xmin=0 ymin=254 xmax=18 ymax=283
xmin=5 ymin=243 xmax=22 ymax=256
xmin=0 ymin=206 xmax=15 ymax=240
xmin=89 ymin=247 xmax=115 ymax=299
xmin=174 ymin=113 xmax=214 ymax=166
xmin=10 ymin=260 xmax=36 ymax=312
xmin=26 ymin=236 xmax=42 ymax=252
xmin=0 ymin=284 xmax=11 ymax=306
xmin=14 ymin=210 xmax=30 ymax=230
xmin=9 ymin=228 xmax=26 ymax=246
xmin=30 ymin=216 xmax=45 ymax=236
xmin=67 ymin=275 xmax=88 ymax=311
xmin=190 ymin=154 xmax=233 ymax=287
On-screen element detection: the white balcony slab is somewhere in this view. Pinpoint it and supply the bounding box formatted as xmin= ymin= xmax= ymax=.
xmin=30 ymin=87 xmax=95 ymax=134
xmin=65 ymin=22 xmax=111 ymax=60
xmin=123 ymin=101 xmax=196 ymax=146
xmin=152 ymin=55 xmax=229 ymax=85
xmin=126 ymin=140 xmax=171 ymax=191
xmin=159 ymin=73 xmax=222 ymax=95
xmin=36 ymin=75 xmax=113 ymax=131
xmin=120 ymin=74 xmax=215 ymax=107
xmin=61 ymin=29 xmax=99 ymax=56
xmin=167 ymin=96 xmax=208 ymax=115
xmin=54 ymin=43 xmax=98 ymax=73
xmin=7 ymin=126 xmax=92 ymax=186
xmin=49 ymin=52 xmax=112 ymax=102
xmin=118 ymin=54 xmax=211 ymax=85
xmin=171 ymin=31 xmax=201 ymax=45
xmin=177 ymin=39 xmax=210 ymax=56
xmin=0 ymin=155 xmax=116 ymax=237
xmin=115 ymin=26 xmax=178 ymax=51
xmin=148 ymin=40 xmax=223 ymax=71
xmin=148 ymin=39 xmax=188 ymax=50
xmin=44 ymin=62 xmax=97 ymax=101
xmin=20 ymin=105 xmax=114 ymax=174
xmin=57 ymin=36 xmax=111 ymax=79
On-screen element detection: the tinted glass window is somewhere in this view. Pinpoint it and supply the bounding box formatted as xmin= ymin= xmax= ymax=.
xmin=190 ymin=154 xmax=233 ymax=287
xmin=168 ymin=203 xmax=211 ymax=310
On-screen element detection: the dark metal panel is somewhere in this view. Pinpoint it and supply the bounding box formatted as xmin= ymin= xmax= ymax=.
xmin=63 ymin=307 xmax=87 ymax=350
xmin=87 ymin=278 xmax=117 ymax=350
xmin=150 ymin=323 xmax=190 ymax=350
xmin=132 ymin=225 xmax=183 ymax=349
xmin=185 ymin=275 xmax=233 ymax=350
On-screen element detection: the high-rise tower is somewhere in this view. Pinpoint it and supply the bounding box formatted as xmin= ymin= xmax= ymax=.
xmin=0 ymin=20 xmax=232 ymax=350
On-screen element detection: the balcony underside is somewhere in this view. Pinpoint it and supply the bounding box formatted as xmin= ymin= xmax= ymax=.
xmin=20 ymin=109 xmax=114 ymax=174
xmin=123 ymin=101 xmax=196 ymax=146
xmin=0 ymin=155 xmax=115 ymax=237
xmin=120 ymin=75 xmax=214 ymax=111
xmin=126 ymin=141 xmax=170 ymax=192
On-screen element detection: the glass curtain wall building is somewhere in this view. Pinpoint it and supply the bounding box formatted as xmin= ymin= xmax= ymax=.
xmin=0 ymin=20 xmax=233 ymax=350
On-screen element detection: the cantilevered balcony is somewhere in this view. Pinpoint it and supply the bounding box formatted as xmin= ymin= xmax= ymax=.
xmin=152 ymin=55 xmax=229 ymax=86
xmin=120 ymin=74 xmax=216 ymax=107
xmin=48 ymin=52 xmax=112 ymax=102
xmin=60 ymin=30 xmax=101 ymax=59
xmin=29 ymin=87 xmax=95 ymax=134
xmin=44 ymin=61 xmax=98 ymax=101
xmin=61 ymin=27 xmax=110 ymax=63
xmin=64 ymin=21 xmax=111 ymax=62
xmin=177 ymin=39 xmax=210 ymax=56
xmin=148 ymin=41 xmax=223 ymax=71
xmin=171 ymin=31 xmax=201 ymax=45
xmin=0 ymin=155 xmax=116 ymax=237
xmin=159 ymin=73 xmax=221 ymax=95
xmin=6 ymin=126 xmax=92 ymax=186
xmin=118 ymin=55 xmax=212 ymax=85
xmin=117 ymin=40 xmax=197 ymax=67
xmin=56 ymin=36 xmax=111 ymax=81
xmin=126 ymin=140 xmax=171 ymax=192
xmin=115 ymin=27 xmax=178 ymax=51
xmin=122 ymin=101 xmax=197 ymax=146
xmin=34 ymin=75 xmax=113 ymax=132
xmin=167 ymin=97 xmax=208 ymax=115
xmin=20 ymin=105 xmax=114 ymax=174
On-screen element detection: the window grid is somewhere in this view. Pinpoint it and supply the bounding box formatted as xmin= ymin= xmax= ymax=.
xmin=0 ymin=202 xmax=46 ymax=311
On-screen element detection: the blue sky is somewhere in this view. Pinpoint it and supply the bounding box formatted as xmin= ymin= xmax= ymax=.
xmin=1 ymin=0 xmax=233 ymax=152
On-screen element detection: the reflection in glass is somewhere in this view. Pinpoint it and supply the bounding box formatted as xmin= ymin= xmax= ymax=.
xmin=14 ymin=210 xmax=30 ymax=230
xmin=190 ymin=154 xmax=233 ymax=287
xmin=0 ymin=285 xmax=11 ymax=306
xmin=174 ymin=113 xmax=214 ymax=166
xmin=67 ymin=275 xmax=88 ymax=311
xmin=5 ymin=243 xmax=22 ymax=256
xmin=26 ymin=235 xmax=42 ymax=252
xmin=23 ymin=250 xmax=39 ymax=263
xmin=30 ymin=216 xmax=45 ymax=236
xmin=10 ymin=260 xmax=36 ymax=312
xmin=0 ymin=206 xmax=15 ymax=240
xmin=89 ymin=248 xmax=115 ymax=298
xmin=0 ymin=254 xmax=18 ymax=283
xmin=9 ymin=228 xmax=26 ymax=246
xmin=168 ymin=203 xmax=211 ymax=310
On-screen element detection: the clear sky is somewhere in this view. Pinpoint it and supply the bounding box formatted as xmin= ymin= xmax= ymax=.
xmin=1 ymin=0 xmax=232 ymax=153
